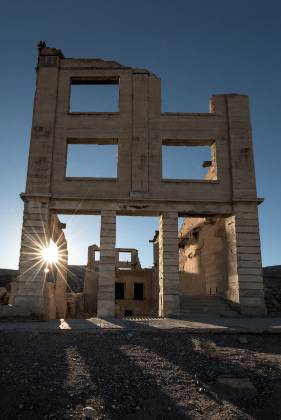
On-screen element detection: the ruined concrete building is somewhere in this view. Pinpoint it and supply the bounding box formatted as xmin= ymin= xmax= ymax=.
xmin=5 ymin=43 xmax=267 ymax=318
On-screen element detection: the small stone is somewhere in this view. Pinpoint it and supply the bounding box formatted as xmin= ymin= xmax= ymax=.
xmin=216 ymin=376 xmax=256 ymax=390
xmin=18 ymin=404 xmax=24 ymax=409
xmin=83 ymin=406 xmax=97 ymax=419
xmin=238 ymin=337 xmax=248 ymax=344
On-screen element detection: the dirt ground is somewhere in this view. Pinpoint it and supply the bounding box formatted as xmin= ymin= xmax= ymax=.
xmin=0 ymin=332 xmax=281 ymax=419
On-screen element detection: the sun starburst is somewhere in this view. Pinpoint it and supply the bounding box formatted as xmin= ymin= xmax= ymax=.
xmin=41 ymin=239 xmax=59 ymax=265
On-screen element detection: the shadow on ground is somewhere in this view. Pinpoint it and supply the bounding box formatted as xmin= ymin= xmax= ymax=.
xmin=1 ymin=325 xmax=281 ymax=419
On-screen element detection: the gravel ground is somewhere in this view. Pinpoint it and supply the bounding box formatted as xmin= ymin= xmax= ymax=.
xmin=1 ymin=332 xmax=281 ymax=419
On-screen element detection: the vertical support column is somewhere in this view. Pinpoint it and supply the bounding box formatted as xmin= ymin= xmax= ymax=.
xmin=226 ymin=94 xmax=258 ymax=201
xmin=14 ymin=200 xmax=51 ymax=317
xmin=158 ymin=212 xmax=180 ymax=316
xmin=52 ymin=215 xmax=68 ymax=319
xmin=84 ymin=245 xmax=99 ymax=315
xmin=131 ymin=249 xmax=138 ymax=268
xmin=26 ymin=53 xmax=60 ymax=195
xmin=97 ymin=211 xmax=116 ymax=317
xmin=131 ymin=73 xmax=149 ymax=195
xmin=225 ymin=203 xmax=266 ymax=315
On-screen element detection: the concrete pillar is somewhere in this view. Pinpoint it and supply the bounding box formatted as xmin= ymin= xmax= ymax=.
xmin=158 ymin=212 xmax=180 ymax=316
xmin=97 ymin=211 xmax=116 ymax=317
xmin=132 ymin=73 xmax=149 ymax=194
xmin=50 ymin=214 xmax=68 ymax=319
xmin=84 ymin=245 xmax=99 ymax=314
xmin=14 ymin=200 xmax=51 ymax=317
xmin=225 ymin=203 xmax=266 ymax=315
xmin=8 ymin=281 xmax=17 ymax=305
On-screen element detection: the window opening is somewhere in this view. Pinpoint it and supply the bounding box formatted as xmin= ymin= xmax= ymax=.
xmin=115 ymin=282 xmax=125 ymax=300
xmin=162 ymin=142 xmax=216 ymax=180
xmin=70 ymin=80 xmax=119 ymax=112
xmin=66 ymin=141 xmax=118 ymax=179
xmin=119 ymin=252 xmax=131 ymax=262
xmin=134 ymin=283 xmax=144 ymax=300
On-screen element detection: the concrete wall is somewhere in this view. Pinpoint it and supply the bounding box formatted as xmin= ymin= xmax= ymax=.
xmin=115 ymin=269 xmax=157 ymax=317
xmin=83 ymin=245 xmax=157 ymax=317
xmin=179 ymin=217 xmax=228 ymax=297
xmin=84 ymin=268 xmax=157 ymax=318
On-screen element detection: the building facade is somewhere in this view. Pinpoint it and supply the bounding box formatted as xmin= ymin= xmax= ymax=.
xmin=9 ymin=43 xmax=266 ymax=318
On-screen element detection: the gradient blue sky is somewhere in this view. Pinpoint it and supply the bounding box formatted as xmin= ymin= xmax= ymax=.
xmin=0 ymin=0 xmax=280 ymax=268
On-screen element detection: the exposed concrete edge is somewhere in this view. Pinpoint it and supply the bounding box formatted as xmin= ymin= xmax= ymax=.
xmin=1 ymin=325 xmax=281 ymax=334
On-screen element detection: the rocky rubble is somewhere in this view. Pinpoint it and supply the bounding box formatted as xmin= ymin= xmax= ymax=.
xmin=263 ymin=265 xmax=281 ymax=313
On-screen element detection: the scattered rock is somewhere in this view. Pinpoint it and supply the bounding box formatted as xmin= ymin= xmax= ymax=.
xmin=238 ymin=337 xmax=248 ymax=344
xmin=83 ymin=406 xmax=97 ymax=418
xmin=0 ymin=333 xmax=280 ymax=419
xmin=216 ymin=376 xmax=256 ymax=390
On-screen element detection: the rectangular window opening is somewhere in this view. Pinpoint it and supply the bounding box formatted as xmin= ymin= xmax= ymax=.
xmin=119 ymin=252 xmax=132 ymax=262
xmin=66 ymin=141 xmax=118 ymax=179
xmin=55 ymin=214 xmax=101 ymax=295
xmin=116 ymin=216 xmax=159 ymax=269
xmin=115 ymin=282 xmax=125 ymax=300
xmin=162 ymin=142 xmax=217 ymax=181
xmin=69 ymin=79 xmax=119 ymax=113
xmin=134 ymin=283 xmax=144 ymax=300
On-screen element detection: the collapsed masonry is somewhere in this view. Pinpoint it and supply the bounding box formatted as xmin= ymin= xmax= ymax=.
xmin=3 ymin=43 xmax=267 ymax=319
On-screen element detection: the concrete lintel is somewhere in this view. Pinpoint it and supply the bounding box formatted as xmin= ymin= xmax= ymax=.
xmin=49 ymin=198 xmax=233 ymax=216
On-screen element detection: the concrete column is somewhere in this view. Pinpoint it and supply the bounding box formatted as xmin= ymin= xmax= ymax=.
xmin=158 ymin=212 xmax=180 ymax=316
xmin=14 ymin=200 xmax=51 ymax=318
xmin=53 ymin=216 xmax=68 ymax=319
xmin=131 ymin=73 xmax=149 ymax=194
xmin=97 ymin=211 xmax=116 ymax=317
xmin=26 ymin=61 xmax=60 ymax=195
xmin=225 ymin=203 xmax=266 ymax=315
xmin=226 ymin=94 xmax=258 ymax=201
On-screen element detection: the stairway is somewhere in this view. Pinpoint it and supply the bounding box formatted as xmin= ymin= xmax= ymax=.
xmin=180 ymin=296 xmax=240 ymax=317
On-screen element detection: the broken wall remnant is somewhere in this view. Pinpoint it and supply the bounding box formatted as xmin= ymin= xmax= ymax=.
xmin=179 ymin=217 xmax=228 ymax=298
xmin=84 ymin=245 xmax=157 ymax=317
xmin=8 ymin=42 xmax=266 ymax=319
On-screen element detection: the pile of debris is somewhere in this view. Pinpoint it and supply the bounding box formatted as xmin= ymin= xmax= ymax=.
xmin=263 ymin=266 xmax=281 ymax=313
xmin=0 ymin=269 xmax=17 ymax=305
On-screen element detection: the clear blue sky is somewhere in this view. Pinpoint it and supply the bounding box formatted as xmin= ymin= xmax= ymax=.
xmin=0 ymin=0 xmax=280 ymax=268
